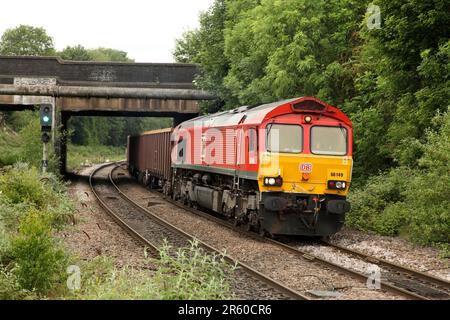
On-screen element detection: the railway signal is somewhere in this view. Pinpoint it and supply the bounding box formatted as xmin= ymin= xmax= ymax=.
xmin=39 ymin=104 xmax=53 ymax=174
xmin=41 ymin=132 xmax=51 ymax=143
xmin=40 ymin=104 xmax=53 ymax=129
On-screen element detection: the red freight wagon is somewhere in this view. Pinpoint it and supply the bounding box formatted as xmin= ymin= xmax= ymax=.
xmin=127 ymin=128 xmax=173 ymax=186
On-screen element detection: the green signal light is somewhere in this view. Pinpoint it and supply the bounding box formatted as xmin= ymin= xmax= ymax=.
xmin=43 ymin=116 xmax=50 ymax=123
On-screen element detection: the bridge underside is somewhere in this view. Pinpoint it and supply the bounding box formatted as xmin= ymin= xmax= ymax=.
xmin=0 ymin=94 xmax=200 ymax=118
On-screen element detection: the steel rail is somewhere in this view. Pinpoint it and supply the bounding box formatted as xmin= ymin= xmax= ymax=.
xmin=90 ymin=163 xmax=309 ymax=300
xmin=120 ymin=172 xmax=433 ymax=301
xmin=322 ymin=240 xmax=450 ymax=293
xmin=89 ymin=163 xmax=160 ymax=254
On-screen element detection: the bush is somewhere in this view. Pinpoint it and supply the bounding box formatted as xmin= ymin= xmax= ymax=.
xmin=153 ymin=240 xmax=235 ymax=300
xmin=0 ymin=162 xmax=74 ymax=299
xmin=347 ymin=167 xmax=414 ymax=233
xmin=347 ymin=109 xmax=450 ymax=246
xmin=0 ymin=221 xmax=11 ymax=264
xmin=0 ymin=267 xmax=30 ymax=300
xmin=0 ymin=164 xmax=50 ymax=208
xmin=0 ymin=164 xmax=74 ymax=228
xmin=0 ymin=197 xmax=30 ymax=234
xmin=10 ymin=210 xmax=68 ymax=294
xmin=0 ymin=129 xmax=21 ymax=166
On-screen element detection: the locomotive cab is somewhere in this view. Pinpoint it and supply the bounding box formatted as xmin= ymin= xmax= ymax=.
xmin=257 ymin=98 xmax=353 ymax=236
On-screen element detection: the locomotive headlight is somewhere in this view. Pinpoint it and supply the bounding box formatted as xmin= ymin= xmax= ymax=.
xmin=328 ymin=180 xmax=347 ymax=190
xmin=304 ymin=116 xmax=312 ymax=124
xmin=264 ymin=176 xmax=283 ymax=187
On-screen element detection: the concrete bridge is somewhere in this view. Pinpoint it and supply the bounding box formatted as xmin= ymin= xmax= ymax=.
xmin=0 ymin=56 xmax=215 ymax=173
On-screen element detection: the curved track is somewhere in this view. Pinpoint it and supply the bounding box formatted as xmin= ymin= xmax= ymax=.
xmin=112 ymin=163 xmax=450 ymax=300
xmin=89 ymin=163 xmax=309 ymax=300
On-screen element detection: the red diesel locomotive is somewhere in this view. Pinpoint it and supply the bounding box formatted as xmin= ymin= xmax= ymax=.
xmin=127 ymin=97 xmax=353 ymax=237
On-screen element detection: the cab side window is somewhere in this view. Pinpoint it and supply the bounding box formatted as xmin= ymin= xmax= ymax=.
xmin=248 ymin=128 xmax=257 ymax=152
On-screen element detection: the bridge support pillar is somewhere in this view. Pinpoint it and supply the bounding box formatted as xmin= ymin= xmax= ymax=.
xmin=54 ymin=110 xmax=70 ymax=177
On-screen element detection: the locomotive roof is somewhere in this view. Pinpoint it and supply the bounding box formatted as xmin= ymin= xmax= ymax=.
xmin=176 ymin=97 xmax=352 ymax=129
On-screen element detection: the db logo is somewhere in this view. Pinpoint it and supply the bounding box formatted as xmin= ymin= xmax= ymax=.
xmin=300 ymin=163 xmax=313 ymax=173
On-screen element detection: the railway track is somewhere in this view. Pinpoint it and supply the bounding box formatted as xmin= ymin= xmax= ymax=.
xmin=109 ymin=163 xmax=450 ymax=300
xmin=320 ymin=240 xmax=450 ymax=300
xmin=89 ymin=163 xmax=309 ymax=300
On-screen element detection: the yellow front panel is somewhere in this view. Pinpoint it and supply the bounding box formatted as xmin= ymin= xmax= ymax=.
xmin=258 ymin=152 xmax=353 ymax=196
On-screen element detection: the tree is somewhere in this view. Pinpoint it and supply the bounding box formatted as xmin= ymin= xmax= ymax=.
xmin=174 ymin=30 xmax=202 ymax=63
xmin=0 ymin=25 xmax=55 ymax=56
xmin=174 ymin=0 xmax=233 ymax=112
xmin=87 ymin=48 xmax=134 ymax=62
xmin=59 ymin=45 xmax=91 ymax=61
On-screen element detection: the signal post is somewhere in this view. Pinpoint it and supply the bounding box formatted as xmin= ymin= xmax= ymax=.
xmin=39 ymin=104 xmax=53 ymax=174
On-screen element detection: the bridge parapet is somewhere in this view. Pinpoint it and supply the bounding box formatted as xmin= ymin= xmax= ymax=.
xmin=0 ymin=56 xmax=201 ymax=88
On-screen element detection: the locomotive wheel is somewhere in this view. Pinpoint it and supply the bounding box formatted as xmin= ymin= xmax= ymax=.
xmin=246 ymin=223 xmax=252 ymax=232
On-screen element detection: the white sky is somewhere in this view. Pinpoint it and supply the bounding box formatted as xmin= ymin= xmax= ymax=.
xmin=0 ymin=0 xmax=213 ymax=63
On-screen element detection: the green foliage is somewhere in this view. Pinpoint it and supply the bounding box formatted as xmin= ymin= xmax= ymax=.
xmin=0 ymin=267 xmax=33 ymax=300
xmin=0 ymin=165 xmax=73 ymax=298
xmin=0 ymin=165 xmax=51 ymax=208
xmin=10 ymin=210 xmax=67 ymax=294
xmin=175 ymin=0 xmax=365 ymax=110
xmin=59 ymin=45 xmax=91 ymax=61
xmin=176 ymin=0 xmax=450 ymax=246
xmin=0 ymin=25 xmax=55 ymax=56
xmin=0 ymin=111 xmax=59 ymax=170
xmin=0 ymin=128 xmax=21 ymax=167
xmin=0 ymin=164 xmax=74 ymax=227
xmin=59 ymin=45 xmax=134 ymax=62
xmin=87 ymin=47 xmax=134 ymax=62
xmin=17 ymin=117 xmax=45 ymax=168
xmin=174 ymin=0 xmax=233 ymax=113
xmin=72 ymin=241 xmax=234 ymax=300
xmin=6 ymin=110 xmax=36 ymax=132
xmin=350 ymin=108 xmax=390 ymax=183
xmin=67 ymin=144 xmax=124 ymax=171
xmin=348 ymin=109 xmax=450 ymax=246
xmin=68 ymin=116 xmax=172 ymax=147
xmin=0 ymin=163 xmax=234 ymax=300
xmin=347 ymin=167 xmax=413 ymax=232
xmin=153 ymin=240 xmax=234 ymax=300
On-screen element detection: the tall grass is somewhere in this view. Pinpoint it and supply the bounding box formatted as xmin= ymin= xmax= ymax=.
xmin=70 ymin=241 xmax=235 ymax=300
xmin=67 ymin=144 xmax=125 ymax=171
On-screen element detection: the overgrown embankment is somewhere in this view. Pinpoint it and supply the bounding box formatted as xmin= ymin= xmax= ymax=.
xmin=0 ymin=165 xmax=234 ymax=299
xmin=348 ymin=109 xmax=450 ymax=252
